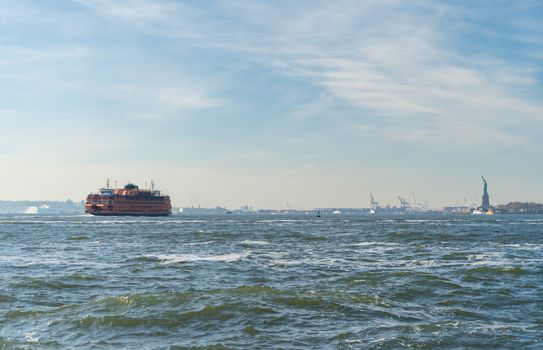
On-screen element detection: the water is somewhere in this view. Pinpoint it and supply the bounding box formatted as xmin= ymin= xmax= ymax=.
xmin=0 ymin=214 xmax=541 ymax=349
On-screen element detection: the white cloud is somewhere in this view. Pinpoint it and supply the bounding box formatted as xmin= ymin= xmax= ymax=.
xmin=0 ymin=46 xmax=90 ymax=67
xmin=76 ymin=0 xmax=540 ymax=149
xmin=100 ymin=84 xmax=225 ymax=118
xmin=156 ymin=88 xmax=224 ymax=110
xmin=225 ymin=1 xmax=543 ymax=149
xmin=72 ymin=0 xmax=177 ymax=20
xmin=5 ymin=1 xmax=543 ymax=149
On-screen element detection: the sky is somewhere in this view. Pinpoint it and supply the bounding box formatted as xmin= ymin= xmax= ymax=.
xmin=0 ymin=0 xmax=542 ymax=209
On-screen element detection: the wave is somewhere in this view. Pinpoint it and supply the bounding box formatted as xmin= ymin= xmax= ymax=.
xmin=0 ymin=220 xmax=70 ymax=225
xmin=0 ymin=339 xmax=61 ymax=349
xmin=269 ymin=256 xmax=351 ymax=267
xmin=96 ymin=286 xmax=283 ymax=310
xmin=4 ymin=309 xmax=51 ymax=319
xmin=222 ymin=285 xmax=283 ymax=296
xmin=0 ymin=294 xmax=16 ymax=302
xmin=463 ymin=266 xmax=528 ymax=275
xmin=240 ymin=240 xmax=269 ymax=246
xmin=170 ymin=345 xmax=229 ymax=350
xmin=76 ymin=301 xmax=271 ymax=330
xmin=347 ymin=241 xmax=400 ymax=247
xmin=149 ymin=252 xmax=250 ymax=264
xmin=185 ymin=241 xmax=215 ymax=246
xmin=67 ymin=235 xmax=89 ymax=240
xmin=12 ymin=278 xmax=85 ymax=290
xmin=11 ymin=273 xmax=110 ymax=291
xmin=350 ymin=293 xmax=390 ymax=307
xmin=0 ymin=256 xmax=71 ymax=266
xmin=257 ymin=219 xmax=299 ymax=223
xmin=98 ymin=291 xmax=198 ymax=308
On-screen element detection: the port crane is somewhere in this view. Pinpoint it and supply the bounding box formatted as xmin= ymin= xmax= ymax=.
xmin=409 ymin=193 xmax=430 ymax=212
xmin=370 ymin=192 xmax=379 ymax=213
xmin=398 ymin=196 xmax=411 ymax=211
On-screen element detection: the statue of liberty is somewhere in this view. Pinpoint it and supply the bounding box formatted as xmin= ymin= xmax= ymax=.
xmin=481 ymin=176 xmax=490 ymax=212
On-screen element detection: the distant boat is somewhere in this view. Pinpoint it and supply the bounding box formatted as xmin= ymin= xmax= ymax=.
xmin=369 ymin=209 xmax=376 ymax=214
xmin=24 ymin=206 xmax=39 ymax=214
xmin=316 ymin=210 xmax=321 ymax=218
xmin=472 ymin=208 xmax=494 ymax=215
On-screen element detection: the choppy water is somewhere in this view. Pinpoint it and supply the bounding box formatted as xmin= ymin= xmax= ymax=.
xmin=0 ymin=214 xmax=542 ymax=349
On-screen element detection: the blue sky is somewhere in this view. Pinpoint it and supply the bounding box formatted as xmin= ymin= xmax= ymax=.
xmin=0 ymin=0 xmax=542 ymax=208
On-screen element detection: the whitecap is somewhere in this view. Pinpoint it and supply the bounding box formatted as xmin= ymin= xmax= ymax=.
xmin=270 ymin=259 xmax=303 ymax=266
xmin=347 ymin=241 xmax=400 ymax=247
xmin=150 ymin=252 xmax=249 ymax=264
xmin=25 ymin=332 xmax=39 ymax=343
xmin=185 ymin=241 xmax=215 ymax=246
xmin=240 ymin=240 xmax=269 ymax=246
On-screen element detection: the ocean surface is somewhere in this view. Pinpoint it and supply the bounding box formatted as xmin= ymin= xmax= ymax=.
xmin=0 ymin=214 xmax=541 ymax=349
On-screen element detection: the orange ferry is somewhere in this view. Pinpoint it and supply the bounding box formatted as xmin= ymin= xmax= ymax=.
xmin=85 ymin=182 xmax=171 ymax=216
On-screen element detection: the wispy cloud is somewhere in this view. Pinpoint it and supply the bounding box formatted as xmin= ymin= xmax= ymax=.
xmin=0 ymin=46 xmax=90 ymax=67
xmin=1 ymin=0 xmax=542 ymax=204
xmin=75 ymin=0 xmax=543 ymax=149
xmin=72 ymin=0 xmax=177 ymax=20
xmin=247 ymin=2 xmax=543 ymax=148
xmin=98 ymin=84 xmax=225 ymax=120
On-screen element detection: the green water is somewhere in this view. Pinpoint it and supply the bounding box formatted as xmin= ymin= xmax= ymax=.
xmin=0 ymin=214 xmax=541 ymax=349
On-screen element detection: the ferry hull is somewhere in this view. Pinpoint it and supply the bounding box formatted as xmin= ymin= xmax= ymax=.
xmin=85 ymin=211 xmax=171 ymax=217
xmin=85 ymin=202 xmax=172 ymax=216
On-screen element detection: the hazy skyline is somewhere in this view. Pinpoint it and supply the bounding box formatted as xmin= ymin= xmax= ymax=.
xmin=1 ymin=0 xmax=542 ymax=208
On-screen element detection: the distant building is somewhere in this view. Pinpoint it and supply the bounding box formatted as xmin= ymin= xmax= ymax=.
xmin=496 ymin=202 xmax=543 ymax=214
xmin=179 ymin=207 xmax=227 ymax=215
xmin=0 ymin=200 xmax=83 ymax=214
